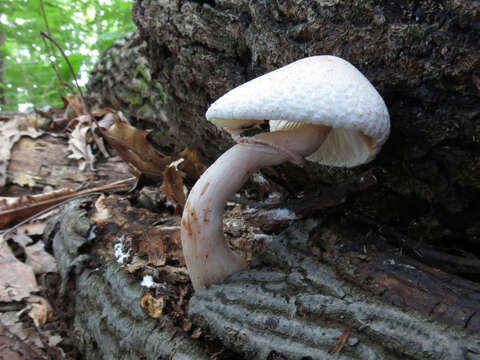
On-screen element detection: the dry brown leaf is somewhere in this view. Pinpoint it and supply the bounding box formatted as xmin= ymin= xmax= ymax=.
xmin=103 ymin=122 xmax=171 ymax=182
xmin=24 ymin=242 xmax=57 ymax=275
xmin=62 ymin=94 xmax=87 ymax=118
xmin=63 ymin=95 xmax=110 ymax=161
xmin=0 ymin=113 xmax=43 ymax=187
xmin=140 ymin=293 xmax=165 ymax=318
xmin=0 ymin=181 xmax=130 ymax=230
xmin=0 ymin=188 xmax=75 ymax=230
xmin=159 ymin=147 xmax=207 ymax=213
xmin=25 ymin=296 xmax=53 ymax=328
xmin=160 ymin=164 xmax=187 ymax=215
xmin=0 ymin=311 xmax=37 ymax=345
xmin=176 ymin=146 xmax=207 ymax=182
xmin=9 ymin=233 xmax=33 ymax=247
xmin=68 ymin=119 xmax=93 ymax=170
xmin=0 ymin=309 xmax=56 ymax=351
xmin=0 ymin=241 xmax=39 ymax=302
xmin=103 ymin=121 xmax=207 ymax=189
xmin=15 ymin=222 xmax=46 ymax=236
xmin=91 ymin=107 xmax=118 ymax=118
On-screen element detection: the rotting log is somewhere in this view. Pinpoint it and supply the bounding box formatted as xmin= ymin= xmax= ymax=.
xmin=71 ymin=0 xmax=480 ymax=358
xmin=43 ymin=200 xmax=210 ymax=360
xmin=189 ymin=220 xmax=480 ymax=359
xmin=44 ymin=198 xmax=480 ymax=359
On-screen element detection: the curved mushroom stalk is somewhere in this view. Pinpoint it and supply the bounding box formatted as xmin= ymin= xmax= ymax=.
xmin=181 ymin=124 xmax=331 ymax=289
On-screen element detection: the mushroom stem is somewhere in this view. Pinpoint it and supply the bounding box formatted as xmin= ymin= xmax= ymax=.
xmin=181 ymin=124 xmax=331 ymax=289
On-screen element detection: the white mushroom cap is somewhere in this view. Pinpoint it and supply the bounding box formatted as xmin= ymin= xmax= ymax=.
xmin=206 ymin=55 xmax=390 ymax=167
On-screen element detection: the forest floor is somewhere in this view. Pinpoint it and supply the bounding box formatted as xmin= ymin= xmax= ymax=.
xmin=0 ymin=98 xmax=267 ymax=359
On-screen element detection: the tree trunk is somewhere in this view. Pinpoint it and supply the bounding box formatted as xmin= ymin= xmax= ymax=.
xmin=74 ymin=0 xmax=480 ymax=358
xmin=0 ymin=31 xmax=7 ymax=107
xmin=88 ymin=0 xmax=480 ymax=252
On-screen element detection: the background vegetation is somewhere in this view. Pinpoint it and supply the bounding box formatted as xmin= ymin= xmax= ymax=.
xmin=0 ymin=0 xmax=135 ymax=111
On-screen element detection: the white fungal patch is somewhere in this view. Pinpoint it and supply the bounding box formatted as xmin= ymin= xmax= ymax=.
xmin=225 ymin=219 xmax=241 ymax=229
xmin=140 ymin=275 xmax=157 ymax=288
xmin=265 ymin=208 xmax=297 ymax=221
xmin=253 ymin=233 xmax=273 ymax=241
xmin=114 ymin=236 xmax=131 ymax=264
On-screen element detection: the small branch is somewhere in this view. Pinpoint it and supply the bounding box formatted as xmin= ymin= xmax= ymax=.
xmin=38 ymin=0 xmax=75 ymax=94
xmin=40 ymin=32 xmax=84 ymax=99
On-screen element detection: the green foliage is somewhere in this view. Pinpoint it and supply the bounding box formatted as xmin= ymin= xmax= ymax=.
xmin=0 ymin=0 xmax=135 ymax=111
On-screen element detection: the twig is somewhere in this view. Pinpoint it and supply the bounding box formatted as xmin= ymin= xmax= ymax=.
xmin=39 ymin=0 xmax=75 ymax=94
xmin=40 ymin=32 xmax=84 ymax=101
xmin=0 ymin=177 xmax=135 ymax=239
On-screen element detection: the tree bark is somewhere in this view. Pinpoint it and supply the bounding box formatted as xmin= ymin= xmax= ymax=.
xmin=76 ymin=0 xmax=480 ymax=358
xmin=88 ymin=0 xmax=480 ymax=251
xmin=45 ymin=199 xmax=480 ymax=359
xmin=44 ymin=200 xmax=211 ymax=360
xmin=0 ymin=31 xmax=6 ymax=107
xmin=189 ymin=220 xmax=480 ymax=359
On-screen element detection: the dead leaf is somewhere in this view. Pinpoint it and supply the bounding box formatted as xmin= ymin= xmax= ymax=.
xmin=103 ymin=121 xmax=207 ymax=189
xmin=24 ymin=242 xmax=57 ymax=275
xmin=158 ymin=147 xmax=207 ymax=214
xmin=0 ymin=113 xmax=43 ymax=187
xmin=140 ymin=293 xmax=165 ymax=318
xmin=103 ymin=122 xmax=171 ymax=182
xmin=0 ymin=181 xmax=130 ymax=230
xmin=68 ymin=119 xmax=94 ymax=170
xmin=47 ymin=334 xmax=63 ymax=347
xmin=160 ymin=164 xmax=187 ymax=215
xmin=25 ymin=296 xmax=53 ymax=328
xmin=15 ymin=222 xmax=46 ymax=236
xmin=0 ymin=241 xmax=39 ymax=302
xmin=176 ymin=146 xmax=207 ymax=182
xmin=0 ymin=189 xmax=74 ymax=230
xmin=0 ymin=309 xmax=55 ymax=351
xmin=63 ymin=95 xmax=111 ymax=164
xmin=9 ymin=233 xmax=33 ymax=247
xmin=328 ymin=326 xmax=351 ymax=355
xmin=0 ymin=311 xmax=38 ymax=346
xmin=62 ymin=94 xmax=87 ymax=118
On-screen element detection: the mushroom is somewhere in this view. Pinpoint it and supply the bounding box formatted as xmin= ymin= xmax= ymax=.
xmin=181 ymin=55 xmax=390 ymax=289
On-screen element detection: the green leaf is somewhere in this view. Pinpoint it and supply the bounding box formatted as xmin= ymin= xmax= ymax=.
xmin=0 ymin=0 xmax=134 ymax=111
